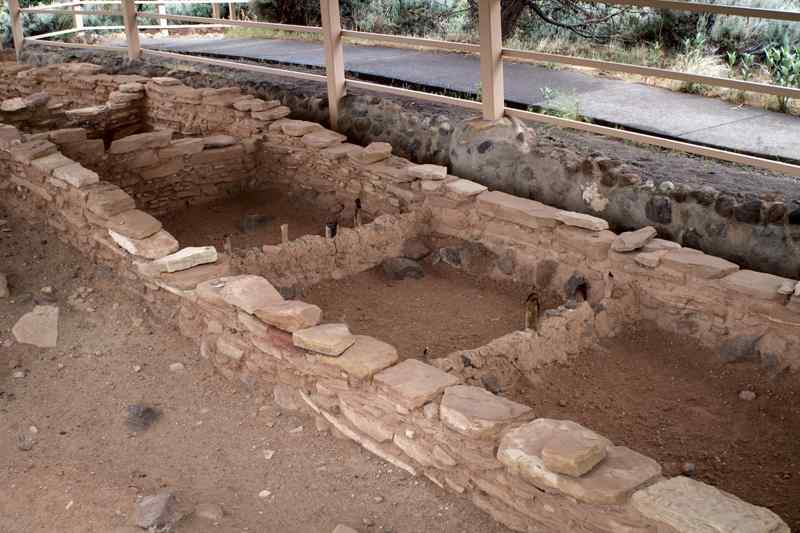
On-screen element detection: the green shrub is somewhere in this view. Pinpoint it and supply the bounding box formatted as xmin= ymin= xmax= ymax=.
xmin=765 ymin=43 xmax=800 ymax=112
xmin=711 ymin=0 xmax=800 ymax=51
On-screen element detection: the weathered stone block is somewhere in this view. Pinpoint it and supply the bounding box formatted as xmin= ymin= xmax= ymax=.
xmin=631 ymin=477 xmax=789 ymax=533
xmin=439 ymin=385 xmax=531 ymax=439
xmin=612 ymin=226 xmax=657 ymax=252
xmin=323 ymin=335 xmax=399 ymax=379
xmin=293 ymin=323 xmax=356 ymax=356
xmin=53 ymin=162 xmax=100 ymax=189
xmin=197 ymin=275 xmax=283 ymax=314
xmin=554 ymin=211 xmax=609 ymax=231
xmin=661 ymin=249 xmax=739 ymax=280
xmin=374 ymin=359 xmax=461 ymax=410
xmin=12 ymin=305 xmax=59 ymax=348
xmin=149 ymin=246 xmax=219 ymax=274
xmin=105 ymin=209 xmax=162 ymax=240
xmin=109 ymin=229 xmax=179 ymax=260
xmin=108 ymin=130 xmax=173 ymax=154
xmin=87 ymin=185 xmax=136 ymax=218
xmin=476 ymin=190 xmax=561 ymax=229
xmin=254 ymin=300 xmax=322 ymax=332
xmin=719 ymin=270 xmax=793 ymax=302
xmin=446 ymin=179 xmax=488 ymax=198
xmin=302 ymin=129 xmax=346 ymax=149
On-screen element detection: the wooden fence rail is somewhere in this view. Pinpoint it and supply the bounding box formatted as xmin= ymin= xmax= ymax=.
xmin=9 ymin=0 xmax=800 ymax=177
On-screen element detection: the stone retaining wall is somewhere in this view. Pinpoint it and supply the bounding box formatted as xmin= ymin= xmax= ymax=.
xmin=0 ymin=70 xmax=795 ymax=532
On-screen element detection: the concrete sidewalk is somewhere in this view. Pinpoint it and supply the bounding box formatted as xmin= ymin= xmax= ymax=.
xmin=138 ymin=35 xmax=800 ymax=162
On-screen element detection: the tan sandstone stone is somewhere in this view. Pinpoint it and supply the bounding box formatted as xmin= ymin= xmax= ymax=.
xmin=374 ymin=359 xmax=461 ymax=410
xmin=199 ymin=275 xmax=283 ymax=314
xmin=280 ymin=120 xmax=322 ymax=137
xmin=155 ymin=255 xmax=231 ymax=290
xmin=108 ymin=130 xmax=173 ymax=154
xmin=631 ymin=477 xmax=789 ymax=533
xmin=150 ymin=246 xmax=219 ymax=274
xmin=323 ymin=335 xmax=399 ymax=379
xmin=720 ymin=269 xmax=794 ymax=302
xmin=407 ymin=164 xmax=448 ymax=181
xmin=31 ymin=153 xmax=74 ymax=174
xmin=439 ymin=385 xmax=532 ymax=439
xmin=554 ymin=211 xmax=610 ymax=231
xmin=302 ymin=129 xmax=346 ymax=149
xmin=87 ymin=186 xmax=136 ymax=218
xmin=109 ymin=229 xmax=179 ymax=260
xmin=53 ymin=163 xmax=99 ymax=188
xmin=293 ymin=323 xmax=356 ymax=356
xmin=446 ymin=179 xmax=488 ymax=198
xmin=541 ymin=431 xmax=608 ymax=477
xmin=105 ymin=209 xmax=162 ymax=240
xmin=350 ymin=142 xmax=392 ymax=164
xmin=497 ymin=419 xmax=660 ymax=504
xmin=661 ymin=248 xmax=739 ymax=279
xmin=612 ymin=226 xmax=657 ymax=252
xmin=476 ymin=190 xmax=562 ymax=229
xmin=254 ymin=300 xmax=322 ymax=332
xmin=12 ymin=305 xmax=59 ymax=348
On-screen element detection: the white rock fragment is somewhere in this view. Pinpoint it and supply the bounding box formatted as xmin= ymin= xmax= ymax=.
xmin=12 ymin=305 xmax=59 ymax=348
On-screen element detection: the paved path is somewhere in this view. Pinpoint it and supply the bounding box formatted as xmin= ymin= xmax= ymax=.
xmin=139 ymin=36 xmax=800 ymax=162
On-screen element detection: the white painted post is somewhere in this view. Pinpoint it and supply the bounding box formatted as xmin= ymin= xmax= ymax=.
xmin=158 ymin=3 xmax=168 ymax=36
xmin=320 ymin=0 xmax=346 ymax=129
xmin=9 ymin=0 xmax=24 ymax=59
xmin=73 ymin=3 xmax=85 ymax=33
xmin=478 ymin=0 xmax=504 ymax=121
xmin=121 ymin=0 xmax=141 ymax=61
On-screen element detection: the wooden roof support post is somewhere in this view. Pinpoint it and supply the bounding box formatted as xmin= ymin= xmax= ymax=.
xmin=212 ymin=2 xmax=221 ymax=20
xmin=74 ymin=3 xmax=85 ymax=32
xmin=478 ymin=0 xmax=504 ymax=121
xmin=320 ymin=0 xmax=346 ymax=130
xmin=9 ymin=0 xmax=24 ymax=60
xmin=121 ymin=0 xmax=141 ymax=61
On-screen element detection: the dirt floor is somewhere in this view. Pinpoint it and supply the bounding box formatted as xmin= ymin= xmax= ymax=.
xmin=0 ymin=210 xmax=511 ymax=533
xmin=302 ymin=263 xmax=527 ymax=361
xmin=160 ymin=187 xmax=346 ymax=251
xmin=507 ymin=325 xmax=800 ymax=530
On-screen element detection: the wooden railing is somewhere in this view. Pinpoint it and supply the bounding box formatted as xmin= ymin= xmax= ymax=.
xmin=7 ymin=0 xmax=800 ymax=176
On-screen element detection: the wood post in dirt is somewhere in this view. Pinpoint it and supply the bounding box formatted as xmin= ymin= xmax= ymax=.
xmin=281 ymin=224 xmax=289 ymax=244
xmin=478 ymin=0 xmax=504 ymax=121
xmin=157 ymin=3 xmax=168 ymax=36
xmin=320 ymin=0 xmax=346 ymax=130
xmin=9 ymin=0 xmax=24 ymax=59
xmin=121 ymin=0 xmax=141 ymax=61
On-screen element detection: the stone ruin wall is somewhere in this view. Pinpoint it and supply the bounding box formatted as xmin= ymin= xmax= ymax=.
xmin=0 ymin=65 xmax=795 ymax=533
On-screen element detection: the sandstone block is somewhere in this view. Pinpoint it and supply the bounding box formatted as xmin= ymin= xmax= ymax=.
xmin=333 ymin=525 xmax=359 ymax=533
xmin=109 ymin=229 xmax=179 ymax=260
xmin=203 ymin=135 xmax=238 ymax=148
xmin=476 ymin=190 xmax=562 ymax=229
xmin=374 ymin=359 xmax=460 ymax=410
xmin=252 ymin=106 xmax=291 ymax=121
xmin=641 ymin=238 xmax=681 ymax=253
xmin=661 ymin=249 xmax=739 ymax=279
xmin=0 ymin=124 xmax=21 ymax=147
xmin=339 ymin=393 xmax=399 ymax=442
xmin=631 ymin=477 xmax=789 ymax=533
xmin=216 ymin=333 xmax=248 ymax=361
xmin=293 ymin=323 xmax=356 ymax=356
xmin=350 ymin=142 xmax=392 ymax=164
xmin=87 ymin=185 xmax=136 ymax=218
xmin=407 ymin=164 xmax=448 ymax=181
xmin=280 ymin=119 xmax=322 ymax=137
xmin=154 ymin=255 xmax=231 ymax=290
xmin=12 ymin=305 xmax=59 ymax=348
xmin=48 ymin=128 xmax=87 ymax=144
xmin=446 ymin=179 xmax=488 ymax=198
xmin=197 ymin=275 xmax=283 ymax=314
xmin=105 ymin=209 xmax=162 ymax=240
xmin=320 ymin=143 xmax=361 ymax=160
xmin=151 ymin=77 xmax=181 ymax=86
xmin=135 ymin=491 xmax=176 ymax=529
xmin=149 ymin=246 xmax=219 ymax=274
xmin=323 ymin=335 xmax=399 ymax=379
xmin=439 ymin=385 xmax=532 ymax=439
xmin=497 ymin=419 xmax=660 ymax=504
xmin=118 ymin=82 xmax=144 ymax=93
xmin=0 ymin=273 xmax=8 ymax=298
xmin=554 ymin=211 xmax=610 ymax=231
xmin=720 ymin=269 xmax=794 ymax=302
xmin=612 ymin=226 xmax=657 ymax=252
xmin=301 ymin=129 xmax=347 ymax=149
xmin=10 ymin=139 xmax=58 ymax=163
xmin=65 ymin=105 xmax=107 ymax=119
xmin=31 ymin=153 xmax=74 ymax=174
xmin=555 ymin=226 xmax=616 ymax=262
xmin=53 ymin=162 xmax=100 ymax=189
xmin=254 ymin=300 xmax=322 ymax=332
xmin=541 ymin=430 xmax=607 ymax=478
xmin=108 ymin=130 xmax=173 ymax=154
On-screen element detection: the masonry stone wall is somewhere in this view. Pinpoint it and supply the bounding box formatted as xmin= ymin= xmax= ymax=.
xmin=0 ymin=66 xmax=795 ymax=532
xmin=18 ymin=46 xmax=800 ymax=279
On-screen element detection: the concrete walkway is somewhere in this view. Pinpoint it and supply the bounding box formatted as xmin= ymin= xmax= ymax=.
xmin=139 ymin=36 xmax=800 ymax=162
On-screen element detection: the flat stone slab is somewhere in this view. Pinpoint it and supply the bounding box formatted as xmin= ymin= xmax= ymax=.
xmin=13 ymin=305 xmax=59 ymax=348
xmin=53 ymin=162 xmax=100 ymax=188
xmin=446 ymin=179 xmax=488 ymax=198
xmin=440 ymin=385 xmax=532 ymax=439
xmin=631 ymin=477 xmax=789 ymax=533
xmin=31 ymin=153 xmax=74 ymax=174
xmin=324 ymin=335 xmax=399 ymax=379
xmin=109 ymin=229 xmax=179 ymax=260
xmin=554 ymin=211 xmax=610 ymax=231
xmin=10 ymin=139 xmax=58 ymax=163
xmin=252 ymin=106 xmax=291 ymax=121
xmin=254 ymin=300 xmax=322 ymax=332
xmin=476 ymin=190 xmax=561 ymax=229
xmin=105 ymin=209 xmax=163 ymax=240
xmin=301 ymin=129 xmax=346 ymax=149
xmin=197 ymin=275 xmax=283 ymax=314
xmin=407 ymin=164 xmax=448 ymax=181
xmin=150 ymin=246 xmax=218 ymax=274
xmin=612 ymin=226 xmax=657 ymax=252
xmin=497 ymin=418 xmax=661 ymax=504
xmin=87 ymin=186 xmax=136 ymax=218
xmin=661 ymin=248 xmax=739 ymax=279
xmin=149 ymin=254 xmax=230 ymax=290
xmin=719 ymin=269 xmax=793 ymax=302
xmin=374 ymin=359 xmax=461 ymax=410
xmin=293 ymin=323 xmax=356 ymax=356
xmin=350 ymin=142 xmax=392 ymax=164
xmin=280 ymin=119 xmax=322 ymax=137
xmin=203 ymin=135 xmax=238 ymax=148
xmin=108 ymin=130 xmax=173 ymax=154
xmin=542 ymin=430 xmax=608 ymax=478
